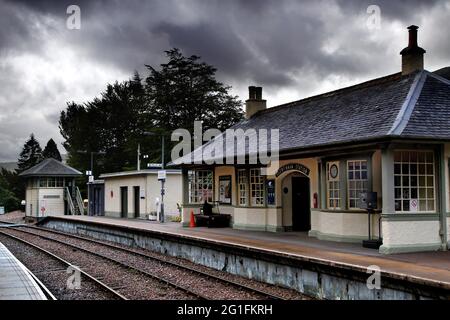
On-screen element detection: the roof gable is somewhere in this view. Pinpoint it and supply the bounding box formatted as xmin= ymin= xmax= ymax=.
xmin=19 ymin=158 xmax=82 ymax=177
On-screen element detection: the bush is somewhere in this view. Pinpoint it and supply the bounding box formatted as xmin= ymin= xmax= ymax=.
xmin=170 ymin=215 xmax=182 ymax=223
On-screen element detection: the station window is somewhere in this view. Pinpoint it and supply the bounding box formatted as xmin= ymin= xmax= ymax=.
xmin=188 ymin=170 xmax=213 ymax=203
xmin=347 ymin=160 xmax=368 ymax=209
xmin=237 ymin=169 xmax=248 ymax=206
xmin=250 ymin=168 xmax=265 ymax=206
xmin=327 ymin=161 xmax=340 ymax=209
xmin=394 ymin=151 xmax=435 ymax=212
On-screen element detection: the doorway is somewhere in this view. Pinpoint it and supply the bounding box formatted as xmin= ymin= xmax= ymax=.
xmin=291 ymin=176 xmax=311 ymax=231
xmin=120 ymin=187 xmax=128 ymax=218
xmin=133 ymin=186 xmax=140 ymax=218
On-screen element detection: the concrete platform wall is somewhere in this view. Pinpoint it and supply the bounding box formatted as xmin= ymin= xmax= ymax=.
xmin=41 ymin=218 xmax=447 ymax=300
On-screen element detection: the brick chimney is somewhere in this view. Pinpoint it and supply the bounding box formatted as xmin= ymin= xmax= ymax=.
xmin=245 ymin=86 xmax=266 ymax=119
xmin=400 ymin=25 xmax=426 ymax=75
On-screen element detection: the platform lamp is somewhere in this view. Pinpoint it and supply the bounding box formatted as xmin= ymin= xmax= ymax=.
xmin=142 ymin=131 xmax=167 ymax=223
xmin=359 ymin=192 xmax=382 ymax=249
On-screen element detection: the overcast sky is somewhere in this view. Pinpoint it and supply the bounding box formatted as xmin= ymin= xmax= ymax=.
xmin=0 ymin=0 xmax=449 ymax=161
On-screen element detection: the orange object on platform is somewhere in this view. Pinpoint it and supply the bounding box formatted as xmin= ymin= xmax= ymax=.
xmin=189 ymin=211 xmax=196 ymax=228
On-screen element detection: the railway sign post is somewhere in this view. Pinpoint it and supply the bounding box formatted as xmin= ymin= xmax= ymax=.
xmin=158 ymin=170 xmax=166 ymax=223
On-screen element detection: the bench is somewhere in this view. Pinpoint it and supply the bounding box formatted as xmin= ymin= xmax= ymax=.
xmin=194 ymin=201 xmax=231 ymax=228
xmin=194 ymin=213 xmax=231 ymax=228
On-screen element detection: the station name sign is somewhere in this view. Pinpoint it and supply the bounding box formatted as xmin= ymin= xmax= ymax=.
xmin=275 ymin=163 xmax=310 ymax=177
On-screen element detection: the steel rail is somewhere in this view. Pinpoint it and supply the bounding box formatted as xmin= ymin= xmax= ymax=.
xmin=19 ymin=225 xmax=287 ymax=300
xmin=0 ymin=229 xmax=127 ymax=300
xmin=5 ymin=227 xmax=208 ymax=300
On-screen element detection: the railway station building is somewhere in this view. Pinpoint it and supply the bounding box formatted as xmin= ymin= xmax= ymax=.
xmin=175 ymin=26 xmax=450 ymax=254
xmin=19 ymin=158 xmax=83 ymax=218
xmin=98 ymin=169 xmax=183 ymax=219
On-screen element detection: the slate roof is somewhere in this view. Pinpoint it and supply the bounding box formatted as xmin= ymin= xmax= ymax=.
xmin=173 ymin=69 xmax=450 ymax=165
xmin=19 ymin=158 xmax=82 ymax=177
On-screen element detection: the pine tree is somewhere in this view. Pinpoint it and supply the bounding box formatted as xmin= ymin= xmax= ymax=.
xmin=17 ymin=134 xmax=43 ymax=173
xmin=42 ymin=138 xmax=62 ymax=161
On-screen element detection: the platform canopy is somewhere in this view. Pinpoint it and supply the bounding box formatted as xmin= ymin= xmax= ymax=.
xmin=18 ymin=158 xmax=82 ymax=177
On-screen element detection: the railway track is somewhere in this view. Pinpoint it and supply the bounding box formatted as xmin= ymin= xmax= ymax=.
xmin=1 ymin=227 xmax=203 ymax=300
xmin=5 ymin=225 xmax=293 ymax=300
xmin=0 ymin=229 xmax=126 ymax=300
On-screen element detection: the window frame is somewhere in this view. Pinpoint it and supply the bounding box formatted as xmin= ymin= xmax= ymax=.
xmin=347 ymin=159 xmax=369 ymax=209
xmin=326 ymin=161 xmax=341 ymax=210
xmin=237 ymin=169 xmax=249 ymax=207
xmin=188 ymin=169 xmax=214 ymax=204
xmin=249 ymin=168 xmax=265 ymax=207
xmin=394 ymin=150 xmax=436 ymax=213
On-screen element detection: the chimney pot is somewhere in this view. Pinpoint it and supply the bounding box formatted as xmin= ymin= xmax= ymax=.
xmin=255 ymin=87 xmax=262 ymax=100
xmin=407 ymin=25 xmax=419 ymax=47
xmin=400 ymin=25 xmax=426 ymax=75
xmin=245 ymin=85 xmax=266 ymax=119
xmin=248 ymin=86 xmax=257 ymax=99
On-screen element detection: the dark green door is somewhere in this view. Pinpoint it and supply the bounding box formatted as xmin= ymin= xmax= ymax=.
xmin=292 ymin=177 xmax=311 ymax=231
xmin=120 ymin=187 xmax=128 ymax=218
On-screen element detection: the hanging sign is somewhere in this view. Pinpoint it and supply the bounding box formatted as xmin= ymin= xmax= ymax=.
xmin=275 ymin=163 xmax=310 ymax=177
xmin=158 ymin=170 xmax=166 ymax=180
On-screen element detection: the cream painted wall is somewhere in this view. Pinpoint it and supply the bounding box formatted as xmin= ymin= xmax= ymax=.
xmin=444 ymin=143 xmax=450 ymax=212
xmin=104 ymin=173 xmax=182 ymax=219
xmin=104 ymin=176 xmax=146 ymax=218
xmin=310 ymin=210 xmax=380 ymax=241
xmin=208 ymin=159 xmax=318 ymax=231
xmin=25 ymin=188 xmax=39 ymax=217
xmin=147 ymin=173 xmax=183 ymax=216
xmin=38 ymin=188 xmax=65 ymax=216
xmin=25 ymin=187 xmax=65 ymax=217
xmin=214 ymin=166 xmax=236 ymax=206
xmin=447 ymin=217 xmax=450 ymax=243
xmin=380 ymin=220 xmax=441 ymax=253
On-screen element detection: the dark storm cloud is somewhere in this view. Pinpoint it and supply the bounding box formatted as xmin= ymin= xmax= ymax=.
xmin=0 ymin=0 xmax=449 ymax=161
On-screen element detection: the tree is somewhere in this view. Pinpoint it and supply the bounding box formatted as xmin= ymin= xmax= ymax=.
xmin=0 ymin=174 xmax=20 ymax=212
xmin=17 ymin=134 xmax=42 ymax=173
xmin=42 ymin=138 xmax=62 ymax=161
xmin=59 ymin=48 xmax=244 ymax=179
xmin=144 ymin=48 xmax=244 ymax=163
xmin=145 ymin=48 xmax=243 ymax=132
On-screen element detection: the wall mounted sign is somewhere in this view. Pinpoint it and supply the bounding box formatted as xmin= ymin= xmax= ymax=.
xmin=266 ymin=179 xmax=275 ymax=205
xmin=275 ymin=163 xmax=310 ymax=177
xmin=158 ymin=170 xmax=166 ymax=180
xmin=329 ymin=164 xmax=339 ymax=179
xmin=218 ymin=175 xmax=232 ymax=204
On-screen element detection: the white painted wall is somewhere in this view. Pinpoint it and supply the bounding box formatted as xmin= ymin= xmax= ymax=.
xmin=103 ymin=172 xmax=182 ymax=219
xmin=38 ymin=188 xmax=65 ymax=216
xmin=310 ymin=210 xmax=380 ymax=241
xmin=380 ymin=220 xmax=441 ymax=253
xmin=25 ymin=187 xmax=65 ymax=217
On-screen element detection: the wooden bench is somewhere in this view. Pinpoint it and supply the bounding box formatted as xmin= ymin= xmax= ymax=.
xmin=194 ymin=202 xmax=231 ymax=228
xmin=194 ymin=213 xmax=231 ymax=228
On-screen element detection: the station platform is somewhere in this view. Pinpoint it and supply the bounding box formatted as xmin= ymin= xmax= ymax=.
xmin=0 ymin=242 xmax=47 ymax=300
xmin=42 ymin=215 xmax=450 ymax=291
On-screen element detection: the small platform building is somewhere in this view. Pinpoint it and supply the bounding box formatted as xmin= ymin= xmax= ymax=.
xmin=19 ymin=158 xmax=83 ymax=218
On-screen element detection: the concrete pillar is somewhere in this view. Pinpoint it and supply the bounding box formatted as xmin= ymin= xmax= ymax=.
xmin=438 ymin=145 xmax=448 ymax=249
xmin=381 ymin=148 xmax=395 ymax=214
xmin=181 ymin=168 xmax=190 ymax=226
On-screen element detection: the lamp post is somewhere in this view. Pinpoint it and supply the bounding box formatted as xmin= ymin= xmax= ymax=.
xmin=142 ymin=131 xmax=166 ymax=223
xmin=76 ymin=150 xmax=106 ymax=179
